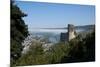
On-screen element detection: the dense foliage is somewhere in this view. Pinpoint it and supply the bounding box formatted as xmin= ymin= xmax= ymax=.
xmin=11 ymin=1 xmax=29 ymax=66
xmin=16 ymin=30 xmax=95 ymax=66
xmin=60 ymin=31 xmax=95 ymax=63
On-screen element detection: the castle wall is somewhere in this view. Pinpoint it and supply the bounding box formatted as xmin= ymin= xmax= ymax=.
xmin=60 ymin=24 xmax=76 ymax=42
xmin=68 ymin=24 xmax=76 ymax=41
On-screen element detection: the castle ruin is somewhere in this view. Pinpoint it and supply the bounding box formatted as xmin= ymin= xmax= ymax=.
xmin=68 ymin=24 xmax=76 ymax=41
xmin=60 ymin=24 xmax=76 ymax=42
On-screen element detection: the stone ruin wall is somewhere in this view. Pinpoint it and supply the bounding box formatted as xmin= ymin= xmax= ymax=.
xmin=68 ymin=24 xmax=76 ymax=41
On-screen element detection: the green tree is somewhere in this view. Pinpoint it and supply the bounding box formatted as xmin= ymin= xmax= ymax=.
xmin=83 ymin=31 xmax=95 ymax=61
xmin=60 ymin=30 xmax=95 ymax=63
xmin=16 ymin=42 xmax=48 ymax=66
xmin=11 ymin=1 xmax=29 ymax=66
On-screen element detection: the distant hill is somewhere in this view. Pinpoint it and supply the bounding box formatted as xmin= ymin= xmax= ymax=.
xmin=75 ymin=24 xmax=95 ymax=39
xmin=75 ymin=24 xmax=95 ymax=30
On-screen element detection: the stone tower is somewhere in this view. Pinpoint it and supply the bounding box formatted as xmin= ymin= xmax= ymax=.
xmin=68 ymin=24 xmax=76 ymax=41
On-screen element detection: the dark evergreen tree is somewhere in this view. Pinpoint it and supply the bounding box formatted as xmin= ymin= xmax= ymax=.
xmin=11 ymin=0 xmax=29 ymax=66
xmin=83 ymin=31 xmax=95 ymax=61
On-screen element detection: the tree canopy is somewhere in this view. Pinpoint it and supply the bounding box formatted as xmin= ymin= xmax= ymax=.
xmin=11 ymin=1 xmax=29 ymax=66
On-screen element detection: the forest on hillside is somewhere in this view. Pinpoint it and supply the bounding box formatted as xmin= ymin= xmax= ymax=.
xmin=14 ymin=30 xmax=95 ymax=66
